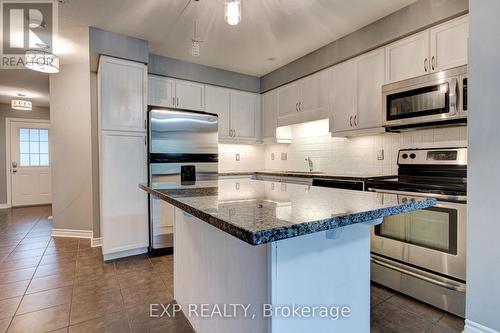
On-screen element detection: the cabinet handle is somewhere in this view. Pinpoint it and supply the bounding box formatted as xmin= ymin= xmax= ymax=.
xmin=354 ymin=115 xmax=358 ymax=126
xmin=424 ymin=58 xmax=428 ymax=72
xmin=176 ymin=97 xmax=179 ymax=106
xmin=233 ymin=129 xmax=236 ymax=137
xmin=295 ymin=103 xmax=298 ymax=112
xmin=350 ymin=115 xmax=353 ymax=127
xmin=431 ymin=56 xmax=435 ymax=71
xmin=299 ymin=102 xmax=302 ymax=111
xmin=172 ymin=97 xmax=175 ymax=106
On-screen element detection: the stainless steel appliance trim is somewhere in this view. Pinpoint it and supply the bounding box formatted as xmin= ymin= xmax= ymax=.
xmin=382 ymin=65 xmax=467 ymax=127
xmin=397 ymin=147 xmax=467 ymax=166
xmin=371 ymin=256 xmax=466 ymax=292
xmin=367 ymin=188 xmax=466 ymax=202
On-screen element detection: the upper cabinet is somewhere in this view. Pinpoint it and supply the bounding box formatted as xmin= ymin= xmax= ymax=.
xmin=148 ymin=75 xmax=205 ymax=111
xmin=329 ymin=48 xmax=385 ymax=135
xmin=386 ymin=15 xmax=468 ymax=83
xmin=430 ymin=15 xmax=469 ymax=72
xmin=175 ymin=79 xmax=205 ymax=111
xmin=277 ymin=70 xmax=329 ymax=126
xmin=148 ymin=76 xmax=175 ymax=108
xmin=385 ymin=31 xmax=429 ymax=83
xmin=205 ymin=85 xmax=261 ymax=144
xmin=262 ymin=90 xmax=278 ymax=141
xmin=206 ymin=85 xmax=231 ymax=141
xmin=99 ymin=56 xmax=148 ymax=133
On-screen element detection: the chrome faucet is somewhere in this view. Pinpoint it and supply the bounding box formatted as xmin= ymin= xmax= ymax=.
xmin=305 ymin=156 xmax=313 ymax=172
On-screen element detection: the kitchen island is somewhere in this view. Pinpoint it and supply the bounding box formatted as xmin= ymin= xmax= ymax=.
xmin=140 ymin=179 xmax=436 ymax=333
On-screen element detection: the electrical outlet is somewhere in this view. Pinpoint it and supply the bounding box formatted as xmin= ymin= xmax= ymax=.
xmin=377 ymin=149 xmax=384 ymax=161
xmin=235 ymin=153 xmax=240 ymax=161
xmin=281 ymin=152 xmax=287 ymax=161
xmin=271 ymin=153 xmax=275 ymax=160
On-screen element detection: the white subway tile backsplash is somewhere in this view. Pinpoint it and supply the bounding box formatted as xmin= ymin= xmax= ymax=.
xmin=263 ymin=119 xmax=467 ymax=176
xmin=218 ymin=120 xmax=468 ymax=176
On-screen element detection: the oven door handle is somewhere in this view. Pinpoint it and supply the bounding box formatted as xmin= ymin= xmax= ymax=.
xmin=371 ymin=257 xmax=466 ymax=292
xmin=367 ymin=187 xmax=466 ymax=202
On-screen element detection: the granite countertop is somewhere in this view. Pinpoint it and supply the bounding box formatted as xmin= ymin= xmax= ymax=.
xmin=140 ymin=179 xmax=436 ymax=246
xmin=219 ymin=171 xmax=394 ymax=181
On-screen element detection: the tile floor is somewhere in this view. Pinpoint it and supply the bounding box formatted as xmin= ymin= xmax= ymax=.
xmin=0 ymin=205 xmax=465 ymax=332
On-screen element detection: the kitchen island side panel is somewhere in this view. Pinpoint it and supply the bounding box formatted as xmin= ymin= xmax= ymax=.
xmin=173 ymin=206 xmax=372 ymax=333
xmin=174 ymin=208 xmax=270 ymax=333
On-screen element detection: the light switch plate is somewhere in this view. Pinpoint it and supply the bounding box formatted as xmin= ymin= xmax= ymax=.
xmin=281 ymin=152 xmax=287 ymax=161
xmin=235 ymin=153 xmax=240 ymax=161
xmin=377 ymin=149 xmax=384 ymax=161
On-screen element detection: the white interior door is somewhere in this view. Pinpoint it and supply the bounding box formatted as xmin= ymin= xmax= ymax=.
xmin=9 ymin=121 xmax=51 ymax=207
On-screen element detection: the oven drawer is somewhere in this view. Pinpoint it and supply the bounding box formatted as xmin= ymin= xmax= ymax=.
xmin=371 ymin=255 xmax=465 ymax=318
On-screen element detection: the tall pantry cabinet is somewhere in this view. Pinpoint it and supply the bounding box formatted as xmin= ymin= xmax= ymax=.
xmin=98 ymin=56 xmax=148 ymax=260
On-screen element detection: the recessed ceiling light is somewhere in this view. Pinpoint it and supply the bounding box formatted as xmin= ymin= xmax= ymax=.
xmin=267 ymin=57 xmax=276 ymax=61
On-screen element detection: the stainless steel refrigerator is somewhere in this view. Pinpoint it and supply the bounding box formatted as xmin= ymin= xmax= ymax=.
xmin=148 ymin=107 xmax=218 ymax=254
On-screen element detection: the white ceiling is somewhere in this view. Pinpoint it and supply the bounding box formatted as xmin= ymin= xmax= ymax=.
xmin=60 ymin=0 xmax=418 ymax=76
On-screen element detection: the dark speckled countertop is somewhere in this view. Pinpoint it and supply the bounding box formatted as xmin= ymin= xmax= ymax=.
xmin=218 ymin=171 xmax=394 ymax=181
xmin=140 ymin=179 xmax=436 ymax=246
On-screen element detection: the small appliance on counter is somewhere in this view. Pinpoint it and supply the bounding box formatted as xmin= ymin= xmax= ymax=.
xmin=366 ymin=147 xmax=467 ymax=317
xmin=148 ymin=107 xmax=219 ymax=255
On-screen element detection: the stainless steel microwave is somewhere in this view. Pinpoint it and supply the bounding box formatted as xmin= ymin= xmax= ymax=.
xmin=382 ymin=65 xmax=467 ymax=131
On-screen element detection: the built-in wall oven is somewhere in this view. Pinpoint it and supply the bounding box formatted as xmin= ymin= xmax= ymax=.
xmin=366 ymin=148 xmax=467 ymax=317
xmin=383 ymin=65 xmax=467 ymax=131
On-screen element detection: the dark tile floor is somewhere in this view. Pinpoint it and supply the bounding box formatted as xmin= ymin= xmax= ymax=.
xmin=0 ymin=206 xmax=465 ymax=332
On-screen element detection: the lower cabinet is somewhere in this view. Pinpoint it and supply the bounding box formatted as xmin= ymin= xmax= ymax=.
xmin=100 ymin=130 xmax=148 ymax=260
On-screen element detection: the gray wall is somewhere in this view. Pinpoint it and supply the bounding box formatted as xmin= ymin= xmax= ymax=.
xmin=89 ymin=27 xmax=149 ymax=71
xmin=0 ymin=103 xmax=50 ymax=204
xmin=261 ymin=0 xmax=468 ymax=92
xmin=466 ymin=0 xmax=500 ymax=331
xmin=149 ymin=54 xmax=260 ymax=93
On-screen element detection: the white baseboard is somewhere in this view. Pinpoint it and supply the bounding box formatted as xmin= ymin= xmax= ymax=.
xmin=0 ymin=203 xmax=10 ymax=209
xmin=51 ymin=228 xmax=93 ymax=239
xmin=103 ymin=247 xmax=148 ymax=261
xmin=465 ymin=319 xmax=500 ymax=333
xmin=91 ymin=237 xmax=102 ymax=247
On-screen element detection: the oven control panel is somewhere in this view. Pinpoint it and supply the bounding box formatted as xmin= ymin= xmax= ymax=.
xmin=398 ymin=148 xmax=467 ymax=165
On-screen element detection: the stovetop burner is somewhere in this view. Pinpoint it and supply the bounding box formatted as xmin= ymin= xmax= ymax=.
xmin=366 ymin=147 xmax=467 ymax=199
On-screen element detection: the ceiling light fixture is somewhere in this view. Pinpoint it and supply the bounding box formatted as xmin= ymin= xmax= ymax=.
xmin=224 ymin=0 xmax=241 ymax=26
xmin=11 ymin=94 xmax=32 ymax=111
xmin=25 ymin=44 xmax=60 ymax=73
xmin=191 ymin=21 xmax=203 ymax=57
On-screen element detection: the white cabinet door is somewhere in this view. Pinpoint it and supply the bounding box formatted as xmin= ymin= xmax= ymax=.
xmin=300 ymin=70 xmax=328 ymax=117
xmin=231 ymin=91 xmax=257 ymax=140
xmin=430 ymin=15 xmax=468 ymax=72
xmin=262 ymin=90 xmax=278 ymax=140
xmin=206 ymin=85 xmax=231 ymax=140
xmin=100 ymin=131 xmax=148 ymax=255
xmin=329 ymin=60 xmax=356 ymax=133
xmin=385 ymin=31 xmax=430 ymax=83
xmin=148 ymin=75 xmax=175 ymax=108
xmin=175 ymin=79 xmax=205 ymax=111
xmin=277 ymin=82 xmax=300 ymax=118
xmin=99 ymin=57 xmax=147 ymax=132
xmin=356 ymin=48 xmax=385 ymax=130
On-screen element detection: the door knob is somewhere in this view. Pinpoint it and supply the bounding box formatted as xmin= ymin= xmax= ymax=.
xmin=12 ymin=161 xmax=18 ymax=168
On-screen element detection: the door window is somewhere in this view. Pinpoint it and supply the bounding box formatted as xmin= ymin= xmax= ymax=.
xmin=19 ymin=128 xmax=49 ymax=166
